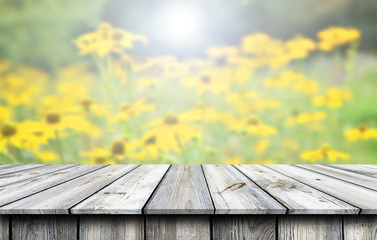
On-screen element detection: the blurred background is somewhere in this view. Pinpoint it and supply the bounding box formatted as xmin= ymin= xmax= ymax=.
xmin=1 ymin=0 xmax=377 ymax=71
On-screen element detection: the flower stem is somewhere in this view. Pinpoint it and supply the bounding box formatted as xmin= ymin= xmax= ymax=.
xmin=175 ymin=133 xmax=188 ymax=163
xmin=55 ymin=131 xmax=65 ymax=164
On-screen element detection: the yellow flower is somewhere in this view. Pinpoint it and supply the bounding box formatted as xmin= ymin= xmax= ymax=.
xmin=0 ymin=106 xmax=11 ymax=122
xmin=300 ymin=144 xmax=350 ymax=163
xmin=146 ymin=113 xmax=201 ymax=153
xmin=242 ymin=33 xmax=271 ymax=54
xmin=228 ymin=115 xmax=278 ymax=137
xmin=111 ymin=98 xmax=155 ymax=123
xmin=0 ymin=123 xmax=25 ymax=151
xmin=285 ymin=111 xmax=327 ymax=126
xmin=344 ymin=124 xmax=377 ymax=141
xmin=35 ymin=151 xmax=58 ymax=163
xmin=74 ymin=23 xmax=147 ymax=58
xmin=0 ymin=60 xmax=11 ymax=74
xmin=225 ymin=157 xmax=241 ymax=164
xmin=282 ymin=140 xmax=299 ymax=151
xmin=254 ymin=140 xmax=270 ymax=154
xmin=128 ymin=134 xmax=160 ymax=160
xmin=313 ymin=88 xmax=352 ymax=108
xmin=183 ymin=103 xmax=231 ymax=123
xmin=292 ymin=79 xmax=318 ymax=94
xmin=253 ymin=159 xmax=277 ymax=164
xmin=180 ymin=69 xmax=228 ymax=95
xmin=264 ymin=71 xmax=304 ymax=88
xmin=137 ymin=77 xmax=161 ymax=88
xmin=82 ymin=139 xmax=135 ymax=164
xmin=38 ymin=112 xmax=101 ymax=137
xmin=317 ymin=27 xmax=361 ymax=50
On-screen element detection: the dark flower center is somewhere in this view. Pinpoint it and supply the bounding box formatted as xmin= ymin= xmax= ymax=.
xmin=112 ymin=31 xmax=123 ymax=41
xmin=81 ymin=99 xmax=93 ymax=112
xmin=145 ymin=136 xmax=156 ymax=145
xmin=111 ymin=141 xmax=125 ymax=155
xmin=1 ymin=124 xmax=16 ymax=137
xmin=95 ymin=157 xmax=106 ymax=164
xmin=247 ymin=119 xmax=259 ymax=126
xmin=46 ymin=114 xmax=61 ymax=124
xmin=164 ymin=115 xmax=179 ymax=125
xmin=201 ymin=76 xmax=211 ymax=84
xmin=358 ymin=124 xmax=367 ymax=132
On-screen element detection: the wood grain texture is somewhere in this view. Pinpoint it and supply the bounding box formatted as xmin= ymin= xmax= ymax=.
xmin=144 ymin=165 xmax=214 ymax=214
xmin=0 ymin=165 xmax=75 ymax=187
xmin=0 ymin=165 xmax=104 ymax=208
xmin=0 ymin=165 xmax=43 ymax=175
xmin=0 ymin=165 xmax=137 ymax=214
xmin=203 ymin=165 xmax=286 ymax=214
xmin=146 ymin=216 xmax=210 ymax=240
xmin=235 ymin=165 xmax=358 ymax=214
xmin=80 ymin=215 xmax=144 ymax=240
xmin=327 ymin=164 xmax=377 ymax=178
xmin=278 ymin=215 xmax=342 ymax=240
xmin=298 ymin=164 xmax=377 ymax=191
xmin=213 ymin=215 xmax=276 ymax=240
xmin=12 ymin=215 xmax=77 ymax=240
xmin=269 ymin=165 xmax=377 ymax=214
xmin=0 ymin=215 xmax=9 ymax=240
xmin=343 ymin=215 xmax=377 ymax=240
xmin=72 ymin=165 xmax=170 ymax=214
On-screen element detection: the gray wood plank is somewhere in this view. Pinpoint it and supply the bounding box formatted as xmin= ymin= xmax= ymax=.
xmin=268 ymin=165 xmax=377 ymax=214
xmin=12 ymin=215 xmax=77 ymax=240
xmin=298 ymin=164 xmax=377 ymax=191
xmin=0 ymin=164 xmax=44 ymax=175
xmin=0 ymin=165 xmax=104 ymax=208
xmin=278 ymin=215 xmax=342 ymax=240
xmin=203 ymin=165 xmax=286 ymax=214
xmin=344 ymin=215 xmax=377 ymax=240
xmin=0 ymin=164 xmax=75 ymax=187
xmin=213 ymin=216 xmax=276 ymax=240
xmin=72 ymin=165 xmax=170 ymax=214
xmin=235 ymin=165 xmax=358 ymax=214
xmin=146 ymin=216 xmax=210 ymax=240
xmin=80 ymin=216 xmax=144 ymax=240
xmin=0 ymin=165 xmax=138 ymax=214
xmin=327 ymin=164 xmax=377 ymax=178
xmin=0 ymin=215 xmax=9 ymax=240
xmin=144 ymin=165 xmax=214 ymax=214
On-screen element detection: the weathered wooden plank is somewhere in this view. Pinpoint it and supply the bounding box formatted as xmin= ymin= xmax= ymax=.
xmin=0 ymin=164 xmax=44 ymax=175
xmin=278 ymin=215 xmax=342 ymax=240
xmin=0 ymin=215 xmax=9 ymax=240
xmin=203 ymin=165 xmax=286 ymax=214
xmin=343 ymin=215 xmax=377 ymax=240
xmin=144 ymin=165 xmax=214 ymax=214
xmin=12 ymin=215 xmax=77 ymax=240
xmin=80 ymin=216 xmax=144 ymax=240
xmin=298 ymin=164 xmax=377 ymax=191
xmin=213 ymin=216 xmax=276 ymax=240
xmin=146 ymin=216 xmax=210 ymax=240
xmin=72 ymin=165 xmax=170 ymax=214
xmin=268 ymin=165 xmax=377 ymax=214
xmin=0 ymin=165 xmax=138 ymax=214
xmin=328 ymin=164 xmax=377 ymax=178
xmin=0 ymin=164 xmax=75 ymax=187
xmin=0 ymin=165 xmax=104 ymax=208
xmin=235 ymin=165 xmax=358 ymax=214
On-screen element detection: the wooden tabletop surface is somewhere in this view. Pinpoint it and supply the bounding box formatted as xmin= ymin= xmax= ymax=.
xmin=0 ymin=164 xmax=376 ymax=215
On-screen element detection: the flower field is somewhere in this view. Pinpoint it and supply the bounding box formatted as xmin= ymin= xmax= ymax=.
xmin=1 ymin=23 xmax=376 ymax=165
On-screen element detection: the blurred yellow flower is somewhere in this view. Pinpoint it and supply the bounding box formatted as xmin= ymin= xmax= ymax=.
xmin=285 ymin=111 xmax=327 ymax=126
xmin=300 ymin=144 xmax=350 ymax=163
xmin=254 ymin=140 xmax=270 ymax=154
xmin=111 ymin=98 xmax=155 ymax=123
xmin=313 ymin=88 xmax=352 ymax=108
xmin=180 ymin=69 xmax=228 ymax=95
xmin=146 ymin=113 xmax=201 ymax=153
xmin=229 ymin=115 xmax=278 ymax=137
xmin=344 ymin=124 xmax=377 ymax=141
xmin=225 ymin=157 xmax=241 ymax=164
